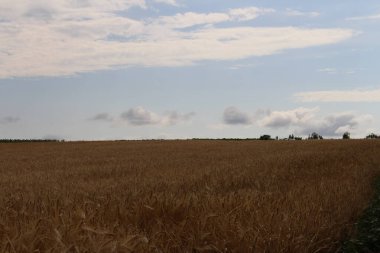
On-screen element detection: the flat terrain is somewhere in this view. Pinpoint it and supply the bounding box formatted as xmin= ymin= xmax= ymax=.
xmin=0 ymin=140 xmax=380 ymax=252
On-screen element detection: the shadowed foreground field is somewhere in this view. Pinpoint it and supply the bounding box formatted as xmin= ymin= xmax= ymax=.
xmin=0 ymin=140 xmax=380 ymax=252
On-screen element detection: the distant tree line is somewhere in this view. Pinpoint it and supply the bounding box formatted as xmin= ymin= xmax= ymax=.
xmin=193 ymin=132 xmax=380 ymax=141
xmin=260 ymin=132 xmax=380 ymax=141
xmin=308 ymin=132 xmax=323 ymax=140
xmin=0 ymin=139 xmax=64 ymax=143
xmin=287 ymin=134 xmax=303 ymax=140
xmin=366 ymin=133 xmax=379 ymax=139
xmin=1 ymin=133 xmax=379 ymax=143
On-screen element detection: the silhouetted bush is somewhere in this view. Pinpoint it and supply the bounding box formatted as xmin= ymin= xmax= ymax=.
xmin=308 ymin=132 xmax=323 ymax=140
xmin=366 ymin=133 xmax=379 ymax=139
xmin=260 ymin=135 xmax=273 ymax=140
xmin=343 ymin=132 xmax=350 ymax=140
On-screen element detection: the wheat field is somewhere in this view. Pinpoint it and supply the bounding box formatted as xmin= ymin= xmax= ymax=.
xmin=0 ymin=140 xmax=379 ymax=252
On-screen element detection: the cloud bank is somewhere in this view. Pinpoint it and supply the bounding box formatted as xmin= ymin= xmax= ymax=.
xmin=285 ymin=9 xmax=320 ymax=18
xmin=0 ymin=2 xmax=355 ymax=78
xmin=223 ymin=107 xmax=252 ymax=125
xmin=298 ymin=112 xmax=373 ymax=136
xmin=121 ymin=107 xmax=161 ymax=126
xmin=259 ymin=107 xmax=373 ymax=137
xmin=89 ymin=113 xmax=114 ymax=122
xmin=120 ymin=107 xmax=195 ymax=126
xmin=222 ymin=106 xmax=373 ymax=137
xmin=87 ymin=107 xmax=192 ymax=126
xmin=259 ymin=107 xmax=318 ymax=128
xmin=153 ymin=0 xmax=179 ymax=6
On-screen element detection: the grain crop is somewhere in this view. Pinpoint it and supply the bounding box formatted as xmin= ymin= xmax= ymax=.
xmin=0 ymin=140 xmax=379 ymax=252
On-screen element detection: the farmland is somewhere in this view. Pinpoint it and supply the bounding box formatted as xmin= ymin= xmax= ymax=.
xmin=0 ymin=140 xmax=380 ymax=252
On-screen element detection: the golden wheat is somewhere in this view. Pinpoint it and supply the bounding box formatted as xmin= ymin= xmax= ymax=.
xmin=0 ymin=140 xmax=379 ymax=252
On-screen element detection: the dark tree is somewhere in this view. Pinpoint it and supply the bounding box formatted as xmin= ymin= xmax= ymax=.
xmin=260 ymin=135 xmax=272 ymax=140
xmin=366 ymin=133 xmax=379 ymax=139
xmin=310 ymin=132 xmax=320 ymax=140
xmin=343 ymin=132 xmax=350 ymax=139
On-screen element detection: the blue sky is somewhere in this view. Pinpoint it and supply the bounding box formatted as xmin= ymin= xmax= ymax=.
xmin=1 ymin=0 xmax=380 ymax=140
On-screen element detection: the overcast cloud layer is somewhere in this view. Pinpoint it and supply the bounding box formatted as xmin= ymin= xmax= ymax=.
xmin=88 ymin=107 xmax=195 ymax=126
xmin=0 ymin=1 xmax=355 ymax=78
xmin=259 ymin=108 xmax=373 ymax=137
xmin=120 ymin=107 xmax=195 ymax=126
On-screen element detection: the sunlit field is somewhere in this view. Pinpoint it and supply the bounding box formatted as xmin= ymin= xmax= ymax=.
xmin=0 ymin=140 xmax=380 ymax=252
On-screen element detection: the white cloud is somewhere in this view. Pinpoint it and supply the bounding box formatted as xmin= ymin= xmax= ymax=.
xmin=154 ymin=12 xmax=231 ymax=29
xmin=285 ymin=9 xmax=320 ymax=18
xmin=347 ymin=13 xmax=380 ymax=21
xmin=153 ymin=0 xmax=179 ymax=6
xmin=259 ymin=107 xmax=318 ymax=128
xmin=121 ymin=107 xmax=161 ymax=125
xmin=153 ymin=7 xmax=274 ymax=29
xmin=120 ymin=107 xmax=194 ymax=126
xmin=0 ymin=2 xmax=356 ymax=78
xmin=223 ymin=107 xmax=252 ymax=125
xmin=0 ymin=0 xmax=147 ymax=21
xmin=229 ymin=7 xmax=275 ymax=21
xmin=294 ymin=89 xmax=380 ymax=102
